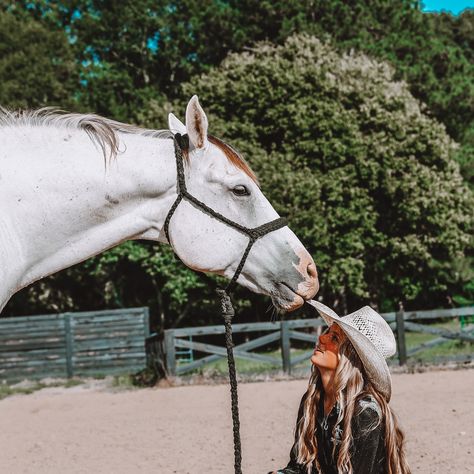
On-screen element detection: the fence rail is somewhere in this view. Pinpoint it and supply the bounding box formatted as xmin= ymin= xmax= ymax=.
xmin=164 ymin=306 xmax=474 ymax=375
xmin=0 ymin=307 xmax=149 ymax=382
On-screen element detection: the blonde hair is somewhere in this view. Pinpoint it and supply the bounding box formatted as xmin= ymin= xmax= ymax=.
xmin=295 ymin=338 xmax=411 ymax=474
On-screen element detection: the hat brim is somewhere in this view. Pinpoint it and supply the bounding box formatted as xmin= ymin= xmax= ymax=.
xmin=307 ymin=300 xmax=392 ymax=401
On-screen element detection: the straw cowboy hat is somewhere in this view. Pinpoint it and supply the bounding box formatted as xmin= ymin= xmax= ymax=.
xmin=307 ymin=300 xmax=397 ymax=401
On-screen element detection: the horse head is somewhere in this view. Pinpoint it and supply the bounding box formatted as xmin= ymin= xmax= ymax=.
xmin=163 ymin=96 xmax=318 ymax=311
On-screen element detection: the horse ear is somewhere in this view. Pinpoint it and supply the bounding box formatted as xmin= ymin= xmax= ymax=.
xmin=168 ymin=113 xmax=186 ymax=135
xmin=185 ymin=95 xmax=209 ymax=150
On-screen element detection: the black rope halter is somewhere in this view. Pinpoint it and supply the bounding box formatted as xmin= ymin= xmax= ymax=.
xmin=163 ymin=133 xmax=287 ymax=474
xmin=164 ymin=133 xmax=287 ymax=293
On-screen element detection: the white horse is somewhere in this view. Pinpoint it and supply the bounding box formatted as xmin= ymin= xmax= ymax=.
xmin=0 ymin=96 xmax=318 ymax=315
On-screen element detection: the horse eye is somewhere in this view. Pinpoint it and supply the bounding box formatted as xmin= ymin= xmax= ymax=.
xmin=232 ymin=185 xmax=250 ymax=196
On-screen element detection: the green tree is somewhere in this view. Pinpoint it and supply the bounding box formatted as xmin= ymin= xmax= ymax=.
xmin=428 ymin=10 xmax=474 ymax=189
xmin=166 ymin=35 xmax=473 ymax=313
xmin=430 ymin=9 xmax=474 ymax=64
xmin=0 ymin=10 xmax=77 ymax=109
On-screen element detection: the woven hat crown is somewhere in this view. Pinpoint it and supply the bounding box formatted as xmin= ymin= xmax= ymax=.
xmin=343 ymin=306 xmax=396 ymax=358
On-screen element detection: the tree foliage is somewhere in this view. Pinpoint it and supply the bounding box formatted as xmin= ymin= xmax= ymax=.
xmin=168 ymin=35 xmax=473 ymax=312
xmin=4 ymin=2 xmax=473 ymax=143
xmin=0 ymin=9 xmax=77 ymax=109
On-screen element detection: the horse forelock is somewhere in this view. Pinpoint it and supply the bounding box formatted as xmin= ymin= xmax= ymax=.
xmin=208 ymin=135 xmax=259 ymax=186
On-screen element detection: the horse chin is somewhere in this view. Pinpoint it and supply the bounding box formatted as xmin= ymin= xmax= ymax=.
xmin=227 ymin=272 xmax=309 ymax=311
xmin=271 ymin=292 xmax=305 ymax=312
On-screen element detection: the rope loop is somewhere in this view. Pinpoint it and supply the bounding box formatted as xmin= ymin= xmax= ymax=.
xmin=216 ymin=288 xmax=242 ymax=474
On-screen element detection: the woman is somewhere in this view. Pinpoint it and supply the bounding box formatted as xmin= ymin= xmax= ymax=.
xmin=269 ymin=301 xmax=410 ymax=474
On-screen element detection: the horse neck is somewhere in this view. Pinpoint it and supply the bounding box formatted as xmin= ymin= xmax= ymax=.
xmin=0 ymin=125 xmax=177 ymax=297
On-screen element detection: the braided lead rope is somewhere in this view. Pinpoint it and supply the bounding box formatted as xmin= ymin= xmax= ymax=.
xmin=216 ymin=288 xmax=242 ymax=474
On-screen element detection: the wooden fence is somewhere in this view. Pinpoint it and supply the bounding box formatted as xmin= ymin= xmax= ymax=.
xmin=0 ymin=307 xmax=149 ymax=383
xmin=164 ymin=306 xmax=474 ymax=375
xmin=388 ymin=306 xmax=474 ymax=365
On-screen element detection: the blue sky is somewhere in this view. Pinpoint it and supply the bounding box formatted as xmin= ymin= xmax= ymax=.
xmin=422 ymin=0 xmax=473 ymax=14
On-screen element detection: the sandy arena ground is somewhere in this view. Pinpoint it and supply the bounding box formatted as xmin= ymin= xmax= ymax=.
xmin=0 ymin=368 xmax=472 ymax=474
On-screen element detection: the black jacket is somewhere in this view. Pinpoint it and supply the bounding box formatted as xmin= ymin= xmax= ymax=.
xmin=273 ymin=394 xmax=386 ymax=474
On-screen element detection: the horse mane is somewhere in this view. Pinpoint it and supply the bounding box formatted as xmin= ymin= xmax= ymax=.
xmin=0 ymin=108 xmax=258 ymax=184
xmin=0 ymin=107 xmax=172 ymax=163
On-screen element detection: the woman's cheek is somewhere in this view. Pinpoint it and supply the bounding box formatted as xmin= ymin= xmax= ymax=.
xmin=325 ymin=342 xmax=338 ymax=354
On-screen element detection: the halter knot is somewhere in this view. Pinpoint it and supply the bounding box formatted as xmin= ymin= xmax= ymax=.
xmin=216 ymin=289 xmax=235 ymax=320
xmin=174 ymin=132 xmax=189 ymax=151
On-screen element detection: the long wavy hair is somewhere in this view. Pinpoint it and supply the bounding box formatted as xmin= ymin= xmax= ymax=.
xmin=295 ymin=337 xmax=410 ymax=474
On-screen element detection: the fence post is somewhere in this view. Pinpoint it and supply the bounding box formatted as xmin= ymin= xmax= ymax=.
xmin=164 ymin=329 xmax=177 ymax=376
xmin=281 ymin=321 xmax=291 ymax=374
xmin=143 ymin=307 xmax=150 ymax=338
xmin=64 ymin=312 xmax=74 ymax=378
xmin=396 ymin=304 xmax=407 ymax=366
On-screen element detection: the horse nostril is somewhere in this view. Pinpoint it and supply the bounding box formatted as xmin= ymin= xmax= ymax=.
xmin=307 ymin=261 xmax=318 ymax=279
xmin=296 ymin=251 xmax=319 ymax=298
xmin=306 ymin=260 xmax=319 ymax=297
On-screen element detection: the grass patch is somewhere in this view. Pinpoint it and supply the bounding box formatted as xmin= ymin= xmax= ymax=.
xmin=64 ymin=378 xmax=84 ymax=388
xmin=111 ymin=374 xmax=136 ymax=389
xmin=405 ymin=319 xmax=473 ymax=362
xmin=177 ymin=347 xmax=313 ymax=376
xmin=0 ymin=384 xmax=42 ymax=400
xmin=0 ymin=378 xmax=84 ymax=401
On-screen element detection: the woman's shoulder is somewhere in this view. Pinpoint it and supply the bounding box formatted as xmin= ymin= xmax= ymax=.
xmin=354 ymin=394 xmax=383 ymax=427
xmin=357 ymin=394 xmax=382 ymax=415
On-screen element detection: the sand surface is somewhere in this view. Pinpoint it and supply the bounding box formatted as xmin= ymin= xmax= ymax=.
xmin=0 ymin=369 xmax=472 ymax=474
